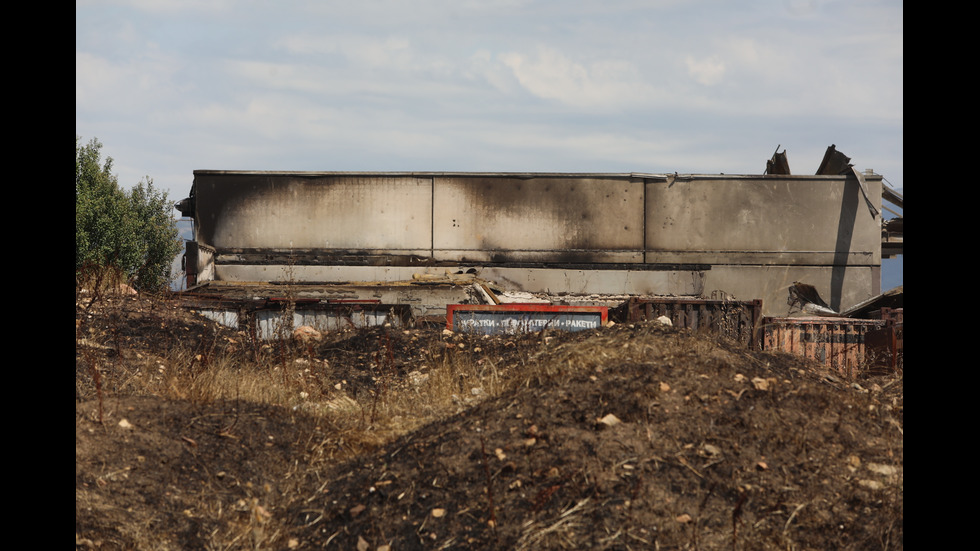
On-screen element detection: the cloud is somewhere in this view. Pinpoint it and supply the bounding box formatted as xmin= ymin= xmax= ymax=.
xmin=274 ymin=34 xmax=341 ymax=56
xmin=497 ymin=47 xmax=655 ymax=110
xmin=666 ymin=32 xmax=903 ymax=123
xmin=76 ymin=0 xmax=236 ymax=15
xmin=76 ymin=50 xmax=186 ymax=114
xmin=277 ymin=33 xmax=416 ymax=69
xmin=685 ymin=56 xmax=725 ymax=86
xmin=76 ymin=52 xmax=126 ymax=106
xmin=76 ymin=0 xmax=903 ymax=205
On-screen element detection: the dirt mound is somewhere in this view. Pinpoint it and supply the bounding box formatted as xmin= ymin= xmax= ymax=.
xmin=76 ymin=294 xmax=903 ymax=550
xmin=286 ymin=325 xmax=903 ymax=550
xmin=76 ymin=395 xmax=322 ymax=549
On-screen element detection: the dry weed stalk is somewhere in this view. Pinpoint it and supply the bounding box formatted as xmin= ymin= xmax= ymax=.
xmin=370 ymin=328 xmax=396 ymax=425
xmin=77 ymin=262 xmax=124 ymax=311
xmin=83 ymin=347 xmax=105 ymax=424
xmin=516 ymin=498 xmax=591 ymax=551
xmin=478 ymin=426 xmax=498 ymax=533
xmin=76 ymin=307 xmax=106 ymax=423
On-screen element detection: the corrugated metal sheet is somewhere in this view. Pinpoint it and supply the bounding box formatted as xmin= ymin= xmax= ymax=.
xmin=254 ymin=307 xmax=403 ymax=340
xmin=197 ymin=309 xmax=239 ymax=329
xmin=760 ymin=317 xmax=886 ymax=378
xmin=186 ymin=298 xmax=412 ymax=340
xmin=610 ymin=297 xmax=763 ymax=348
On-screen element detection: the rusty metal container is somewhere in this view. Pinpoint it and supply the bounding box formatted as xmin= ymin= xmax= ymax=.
xmin=865 ymin=307 xmax=903 ymax=374
xmin=878 ymin=307 xmax=903 ymax=325
xmin=759 ymin=317 xmax=887 ymax=378
xmin=610 ymin=297 xmax=763 ymax=348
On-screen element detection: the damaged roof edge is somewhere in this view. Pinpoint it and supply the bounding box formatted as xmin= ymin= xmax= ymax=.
xmin=191 ymin=169 xmax=878 ymax=181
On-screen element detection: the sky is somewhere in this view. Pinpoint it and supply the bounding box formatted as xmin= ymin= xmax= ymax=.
xmin=77 ymin=0 xmax=903 ymax=288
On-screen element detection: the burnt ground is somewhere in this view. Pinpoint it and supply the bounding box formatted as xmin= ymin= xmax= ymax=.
xmin=76 ymin=293 xmax=903 ymax=550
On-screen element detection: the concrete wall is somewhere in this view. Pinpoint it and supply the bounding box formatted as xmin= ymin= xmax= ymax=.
xmin=185 ymin=171 xmax=882 ymax=316
xmin=196 ymin=173 xmax=433 ymax=254
xmin=431 ymin=176 xmax=644 ymax=264
xmin=643 ymin=175 xmax=881 ymax=267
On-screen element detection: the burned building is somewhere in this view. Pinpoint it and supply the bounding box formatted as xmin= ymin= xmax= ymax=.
xmin=177 ymin=163 xmax=886 ymax=321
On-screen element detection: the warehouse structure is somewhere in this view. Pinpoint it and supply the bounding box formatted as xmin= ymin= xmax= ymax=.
xmin=178 ymin=166 xmax=886 ymax=319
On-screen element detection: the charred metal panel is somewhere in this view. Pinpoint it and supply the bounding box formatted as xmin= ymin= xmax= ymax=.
xmin=184 ymin=241 xmax=199 ymax=287
xmin=193 ymin=172 xmax=432 ymax=255
xmin=610 ymin=297 xmax=762 ymax=348
xmin=185 ymin=241 xmax=214 ymax=286
xmin=765 ymin=148 xmax=791 ymax=175
xmin=432 ymin=175 xmax=644 ymax=264
xmin=475 ymin=266 xmax=705 ymax=296
xmin=212 ymin=264 xmax=706 ymax=300
xmin=815 ymin=144 xmax=852 ymax=175
xmin=643 ymin=174 xmax=882 ymax=266
xmin=700 ymin=265 xmax=877 ymax=318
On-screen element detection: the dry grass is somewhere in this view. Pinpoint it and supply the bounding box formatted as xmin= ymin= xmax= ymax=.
xmin=77 ymin=292 xmax=903 ymax=550
xmin=76 ymin=302 xmax=543 ymax=464
xmin=80 ymin=303 xmax=748 ymax=463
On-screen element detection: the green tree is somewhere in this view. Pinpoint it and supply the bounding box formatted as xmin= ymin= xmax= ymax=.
xmin=76 ymin=137 xmax=182 ymax=292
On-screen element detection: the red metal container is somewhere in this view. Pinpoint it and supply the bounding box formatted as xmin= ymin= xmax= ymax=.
xmin=447 ymin=304 xmax=608 ymax=334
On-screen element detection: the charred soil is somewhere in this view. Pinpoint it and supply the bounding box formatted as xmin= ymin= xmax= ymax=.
xmin=76 ymin=292 xmax=903 ymax=550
